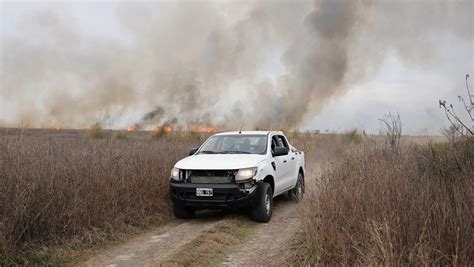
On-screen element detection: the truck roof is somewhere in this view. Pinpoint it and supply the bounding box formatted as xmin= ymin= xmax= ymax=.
xmin=214 ymin=130 xmax=284 ymax=136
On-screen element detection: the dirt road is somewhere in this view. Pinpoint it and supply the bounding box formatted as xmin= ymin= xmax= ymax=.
xmin=82 ymin=196 xmax=303 ymax=267
xmin=220 ymin=198 xmax=302 ymax=266
xmin=83 ymin=160 xmax=319 ymax=267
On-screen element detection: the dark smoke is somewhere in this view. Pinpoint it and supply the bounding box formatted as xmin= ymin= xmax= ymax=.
xmin=142 ymin=106 xmax=164 ymax=122
xmin=1 ymin=0 xmax=472 ymax=129
xmin=134 ymin=106 xmax=165 ymax=129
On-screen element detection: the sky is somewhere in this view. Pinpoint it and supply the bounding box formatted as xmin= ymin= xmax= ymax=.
xmin=1 ymin=0 xmax=473 ymax=135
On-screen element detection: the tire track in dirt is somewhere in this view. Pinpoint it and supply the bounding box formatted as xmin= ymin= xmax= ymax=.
xmin=218 ymin=164 xmax=321 ymax=266
xmin=82 ymin=214 xmax=224 ymax=267
xmin=219 ymin=196 xmax=303 ymax=266
xmin=81 ymin=198 xmax=301 ymax=267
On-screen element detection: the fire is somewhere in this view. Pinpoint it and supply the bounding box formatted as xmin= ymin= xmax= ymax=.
xmin=208 ymin=127 xmax=218 ymax=134
xmin=154 ymin=124 xmax=173 ymax=133
xmin=127 ymin=122 xmax=217 ymax=134
xmin=192 ymin=125 xmax=218 ymax=133
xmin=163 ymin=125 xmax=173 ymax=133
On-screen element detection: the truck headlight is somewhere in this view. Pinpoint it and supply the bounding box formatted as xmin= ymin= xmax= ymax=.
xmin=235 ymin=167 xmax=257 ymax=182
xmin=170 ymin=167 xmax=180 ymax=181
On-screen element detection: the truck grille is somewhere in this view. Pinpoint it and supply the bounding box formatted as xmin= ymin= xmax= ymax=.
xmin=187 ymin=170 xmax=235 ymax=184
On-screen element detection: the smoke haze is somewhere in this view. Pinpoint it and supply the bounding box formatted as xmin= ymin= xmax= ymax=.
xmin=1 ymin=0 xmax=472 ymax=131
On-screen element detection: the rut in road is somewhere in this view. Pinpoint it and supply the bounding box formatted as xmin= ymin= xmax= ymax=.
xmin=82 ymin=198 xmax=301 ymax=267
xmin=220 ymin=197 xmax=302 ymax=266
xmin=82 ymin=215 xmax=223 ymax=267
xmin=219 ymin=164 xmax=320 ymax=266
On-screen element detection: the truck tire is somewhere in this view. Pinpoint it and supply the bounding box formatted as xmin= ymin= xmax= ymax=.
xmin=288 ymin=172 xmax=304 ymax=203
xmin=172 ymin=203 xmax=195 ymax=219
xmin=251 ymin=182 xmax=273 ymax=223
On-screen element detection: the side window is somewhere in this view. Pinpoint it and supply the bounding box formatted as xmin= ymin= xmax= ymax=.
xmin=277 ymin=135 xmax=289 ymax=149
xmin=271 ymin=136 xmax=276 ymax=153
xmin=271 ymin=135 xmax=289 ymax=155
xmin=271 ymin=135 xmax=280 ymax=154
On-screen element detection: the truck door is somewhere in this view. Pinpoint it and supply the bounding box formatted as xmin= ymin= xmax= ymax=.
xmin=270 ymin=134 xmax=292 ymax=195
xmin=277 ymin=135 xmax=297 ymax=191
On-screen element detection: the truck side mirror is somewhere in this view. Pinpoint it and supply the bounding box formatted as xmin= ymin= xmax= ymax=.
xmin=189 ymin=148 xmax=198 ymax=156
xmin=273 ymin=147 xmax=289 ymax=157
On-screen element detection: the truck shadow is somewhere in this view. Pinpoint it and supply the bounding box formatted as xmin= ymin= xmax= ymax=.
xmin=191 ymin=194 xmax=291 ymax=222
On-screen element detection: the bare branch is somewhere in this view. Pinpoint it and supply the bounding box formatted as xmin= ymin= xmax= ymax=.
xmin=378 ymin=112 xmax=402 ymax=150
xmin=439 ymin=74 xmax=474 ymax=135
xmin=458 ymin=96 xmax=474 ymax=121
xmin=466 ymin=74 xmax=473 ymax=105
xmin=439 ymin=102 xmax=473 ymax=135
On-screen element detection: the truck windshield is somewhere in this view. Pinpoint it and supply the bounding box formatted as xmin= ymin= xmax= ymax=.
xmin=198 ymin=135 xmax=268 ymax=155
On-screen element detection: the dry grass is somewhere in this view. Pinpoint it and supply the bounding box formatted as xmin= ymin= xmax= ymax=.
xmin=0 ymin=128 xmax=205 ymax=264
xmin=87 ymin=122 xmax=107 ymax=139
xmin=294 ymin=137 xmax=473 ymax=265
xmin=114 ymin=131 xmax=133 ymax=141
xmin=2 ymin=128 xmax=466 ymax=265
xmin=161 ymin=218 xmax=256 ymax=266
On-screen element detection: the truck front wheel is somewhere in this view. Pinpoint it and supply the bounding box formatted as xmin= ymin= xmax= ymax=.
xmin=172 ymin=203 xmax=195 ymax=219
xmin=251 ymin=182 xmax=273 ymax=223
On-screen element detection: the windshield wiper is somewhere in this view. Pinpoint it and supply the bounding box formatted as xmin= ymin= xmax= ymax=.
xmin=222 ymin=151 xmax=251 ymax=154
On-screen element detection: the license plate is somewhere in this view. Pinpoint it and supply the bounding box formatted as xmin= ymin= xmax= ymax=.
xmin=196 ymin=188 xmax=213 ymax=197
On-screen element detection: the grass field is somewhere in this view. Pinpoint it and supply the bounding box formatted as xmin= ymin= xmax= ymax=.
xmin=292 ymin=135 xmax=473 ymax=265
xmin=1 ymin=127 xmax=471 ymax=265
xmin=0 ymin=128 xmax=206 ymax=264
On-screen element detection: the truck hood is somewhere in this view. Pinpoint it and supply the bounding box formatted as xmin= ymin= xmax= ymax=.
xmin=174 ymin=154 xmax=267 ymax=170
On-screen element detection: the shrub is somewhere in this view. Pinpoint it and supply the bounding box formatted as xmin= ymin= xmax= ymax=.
xmin=87 ymin=123 xmax=106 ymax=139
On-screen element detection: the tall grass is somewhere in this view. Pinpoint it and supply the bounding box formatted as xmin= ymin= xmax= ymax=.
xmin=87 ymin=122 xmax=106 ymax=139
xmin=0 ymin=129 xmax=202 ymax=264
xmin=295 ymin=137 xmax=473 ymax=265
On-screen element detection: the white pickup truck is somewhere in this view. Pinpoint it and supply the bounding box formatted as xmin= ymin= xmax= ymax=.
xmin=169 ymin=131 xmax=305 ymax=222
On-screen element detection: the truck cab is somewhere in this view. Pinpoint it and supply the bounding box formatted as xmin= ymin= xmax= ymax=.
xmin=169 ymin=131 xmax=305 ymax=222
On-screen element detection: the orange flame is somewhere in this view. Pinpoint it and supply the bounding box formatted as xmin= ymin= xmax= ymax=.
xmin=163 ymin=125 xmax=173 ymax=133
xmin=208 ymin=127 xmax=218 ymax=133
xmin=192 ymin=125 xmax=218 ymax=133
xmin=154 ymin=124 xmax=173 ymax=133
xmin=127 ymin=127 xmax=137 ymax=132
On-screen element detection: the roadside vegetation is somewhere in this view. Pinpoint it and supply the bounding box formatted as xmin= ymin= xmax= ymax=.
xmin=0 ymin=127 xmax=330 ymax=264
xmin=293 ymin=132 xmax=473 ymax=265
xmin=0 ymin=128 xmax=204 ymax=265
xmin=1 ymin=126 xmax=470 ymax=265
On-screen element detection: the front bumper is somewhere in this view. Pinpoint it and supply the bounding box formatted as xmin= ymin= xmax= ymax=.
xmin=170 ymin=182 xmax=257 ymax=209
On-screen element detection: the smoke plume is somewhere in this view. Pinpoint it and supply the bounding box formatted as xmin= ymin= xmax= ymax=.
xmin=1 ymin=0 xmax=472 ymax=129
